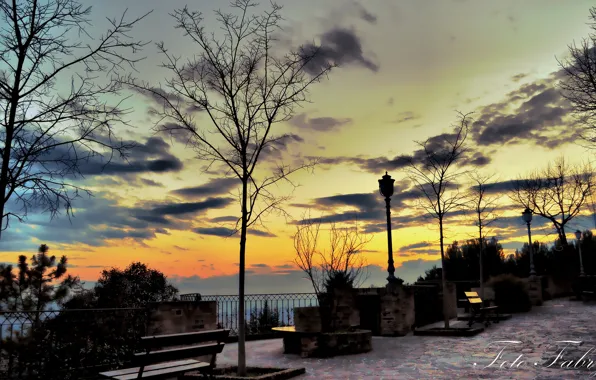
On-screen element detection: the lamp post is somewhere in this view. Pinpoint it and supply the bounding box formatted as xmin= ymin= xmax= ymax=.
xmin=521 ymin=208 xmax=536 ymax=276
xmin=379 ymin=172 xmax=397 ymax=283
xmin=575 ymin=230 xmax=585 ymax=277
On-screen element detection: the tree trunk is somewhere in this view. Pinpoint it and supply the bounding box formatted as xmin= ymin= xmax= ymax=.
xmin=479 ymin=233 xmax=484 ymax=300
xmin=237 ymin=178 xmax=248 ymax=376
xmin=439 ymin=218 xmax=449 ymax=328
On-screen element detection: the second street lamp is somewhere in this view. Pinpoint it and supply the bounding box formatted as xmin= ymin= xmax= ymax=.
xmin=522 ymin=207 xmax=536 ymax=276
xmin=575 ymin=230 xmax=585 ymax=277
xmin=379 ymin=172 xmax=398 ymax=283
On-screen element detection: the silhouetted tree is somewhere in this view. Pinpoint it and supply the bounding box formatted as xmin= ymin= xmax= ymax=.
xmin=557 ymin=7 xmax=596 ymax=146
xmin=247 ymin=300 xmax=280 ymax=335
xmin=510 ymin=157 xmax=593 ymax=247
xmin=0 ymin=0 xmax=150 ymax=237
xmin=91 ymin=262 xmax=178 ymax=309
xmin=405 ymin=111 xmax=472 ymax=328
xmin=122 ymin=1 xmax=334 ymax=374
xmin=467 ymin=173 xmax=500 ymax=297
xmin=0 ymin=245 xmax=80 ymax=379
xmin=0 ymin=244 xmax=80 ymax=313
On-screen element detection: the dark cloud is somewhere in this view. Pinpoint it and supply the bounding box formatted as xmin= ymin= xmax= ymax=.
xmin=290 ymin=113 xmax=352 ymax=132
xmin=193 ymin=226 xmax=276 ymax=238
xmin=353 ymin=2 xmax=377 ymax=23
xmin=171 ymin=178 xmax=238 ymax=199
xmin=472 ymin=75 xmax=577 ymax=148
xmin=68 ymin=136 xmax=183 ymax=176
xmin=511 ymin=73 xmax=528 ymax=82
xmin=147 ymin=197 xmax=233 ymax=217
xmin=194 ymin=227 xmax=236 ymax=237
xmin=248 ymin=229 xmax=277 ymax=238
xmin=210 ymin=216 xmax=239 ymax=223
xmin=399 ymin=241 xmax=432 ymax=252
xmin=301 ymin=27 xmax=379 ymax=76
xmin=140 ymin=178 xmax=163 ymax=187
xmin=392 ymin=111 xmax=420 ymax=124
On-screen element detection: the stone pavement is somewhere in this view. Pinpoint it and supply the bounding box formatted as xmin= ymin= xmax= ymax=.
xmin=217 ymin=299 xmax=596 ymax=379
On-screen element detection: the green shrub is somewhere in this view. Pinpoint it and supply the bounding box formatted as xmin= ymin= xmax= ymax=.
xmin=487 ymin=274 xmax=532 ymax=313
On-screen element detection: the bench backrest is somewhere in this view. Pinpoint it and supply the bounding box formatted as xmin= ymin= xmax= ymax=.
xmin=465 ymin=291 xmax=483 ymax=305
xmin=133 ymin=329 xmax=230 ymax=377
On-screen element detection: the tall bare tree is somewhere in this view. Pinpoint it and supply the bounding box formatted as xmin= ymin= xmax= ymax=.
xmin=557 ymin=7 xmax=596 ymax=146
xmin=121 ymin=1 xmax=333 ymax=374
xmin=467 ymin=172 xmax=500 ymax=298
xmin=406 ymin=111 xmax=472 ymax=328
xmin=511 ymin=157 xmax=593 ymax=247
xmin=0 ymin=0 xmax=149 ymax=238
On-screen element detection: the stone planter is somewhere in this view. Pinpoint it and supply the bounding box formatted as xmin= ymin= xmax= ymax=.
xmin=293 ymin=306 xmax=321 ymax=333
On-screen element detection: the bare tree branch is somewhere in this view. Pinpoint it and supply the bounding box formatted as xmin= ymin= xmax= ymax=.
xmin=509 ymin=157 xmax=594 ymax=247
xmin=0 ymin=0 xmax=150 ymax=236
xmin=557 ymin=7 xmax=596 ymax=147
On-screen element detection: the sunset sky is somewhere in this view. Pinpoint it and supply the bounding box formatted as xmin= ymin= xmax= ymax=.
xmin=2 ymin=0 xmax=596 ymax=295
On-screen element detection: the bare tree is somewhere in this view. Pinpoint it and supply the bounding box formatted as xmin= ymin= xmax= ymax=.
xmin=467 ymin=172 xmax=500 ymax=298
xmin=121 ymin=1 xmax=333 ymax=374
xmin=293 ymin=214 xmax=370 ymax=331
xmin=557 ymin=7 xmax=596 ymax=146
xmin=0 ymin=0 xmax=150 ymax=238
xmin=511 ymin=157 xmax=593 ymax=247
xmin=405 ymin=111 xmax=472 ymax=328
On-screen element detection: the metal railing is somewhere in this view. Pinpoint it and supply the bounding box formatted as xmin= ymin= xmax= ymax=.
xmin=181 ymin=293 xmax=318 ymax=336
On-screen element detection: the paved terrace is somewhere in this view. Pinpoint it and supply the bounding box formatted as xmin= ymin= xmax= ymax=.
xmin=217 ymin=299 xmax=596 ymax=379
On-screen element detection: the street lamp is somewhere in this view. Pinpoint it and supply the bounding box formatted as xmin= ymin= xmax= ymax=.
xmin=521 ymin=207 xmax=536 ymax=276
xmin=575 ymin=230 xmax=585 ymax=276
xmin=379 ymin=172 xmax=397 ymax=283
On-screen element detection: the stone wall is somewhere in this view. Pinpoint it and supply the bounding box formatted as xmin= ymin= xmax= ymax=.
xmin=379 ymin=283 xmax=415 ymax=336
xmin=147 ymin=300 xmax=218 ymax=335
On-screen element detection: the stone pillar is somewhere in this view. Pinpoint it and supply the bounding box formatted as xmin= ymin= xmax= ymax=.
xmin=442 ymin=282 xmax=457 ymax=320
xmin=527 ymin=275 xmax=543 ymax=306
xmin=379 ymin=283 xmax=415 ymax=336
xmin=294 ymin=306 xmax=322 ymax=333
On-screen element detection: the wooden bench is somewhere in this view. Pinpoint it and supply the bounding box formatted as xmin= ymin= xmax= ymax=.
xmin=99 ymin=329 xmax=230 ymax=379
xmin=465 ymin=291 xmax=499 ymax=327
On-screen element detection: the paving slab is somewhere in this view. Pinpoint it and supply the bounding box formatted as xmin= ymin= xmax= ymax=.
xmin=217 ymin=299 xmax=596 ymax=379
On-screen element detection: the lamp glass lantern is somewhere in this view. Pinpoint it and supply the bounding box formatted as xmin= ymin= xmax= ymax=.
xmin=575 ymin=230 xmax=582 ymax=241
xmin=522 ymin=207 xmax=533 ymax=223
xmin=379 ymin=171 xmax=395 ymax=198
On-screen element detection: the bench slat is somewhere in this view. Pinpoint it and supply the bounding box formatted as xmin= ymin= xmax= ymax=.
xmin=99 ymin=359 xmax=202 ymax=377
xmin=142 ymin=329 xmax=230 ymax=349
xmin=103 ymin=361 xmax=210 ymax=380
xmin=133 ymin=343 xmax=225 ymax=366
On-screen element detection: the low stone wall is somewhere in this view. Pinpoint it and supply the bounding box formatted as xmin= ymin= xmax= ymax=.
xmin=282 ymin=330 xmax=372 ymax=358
